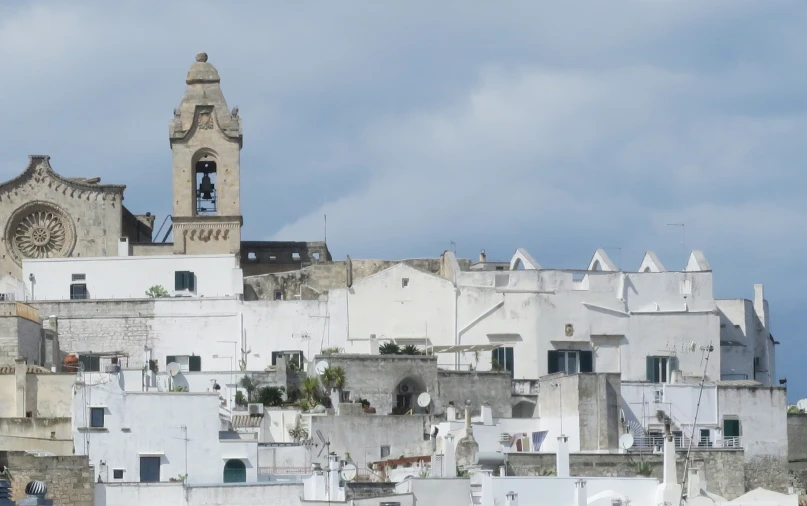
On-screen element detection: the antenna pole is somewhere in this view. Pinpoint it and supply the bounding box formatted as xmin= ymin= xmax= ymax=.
xmin=679 ymin=342 xmax=713 ymax=506
xmin=666 ymin=223 xmax=686 ymax=259
xmin=324 ymin=214 xmax=327 ymax=244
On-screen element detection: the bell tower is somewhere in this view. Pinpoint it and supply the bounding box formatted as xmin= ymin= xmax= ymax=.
xmin=169 ymin=52 xmax=243 ymax=258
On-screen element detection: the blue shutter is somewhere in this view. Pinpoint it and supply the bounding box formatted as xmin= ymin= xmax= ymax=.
xmin=646 ymin=357 xmax=655 ymax=382
xmin=175 ymin=271 xmax=183 ymax=290
xmin=579 ymin=351 xmax=593 ymax=373
xmin=187 ymin=272 xmax=195 ymax=292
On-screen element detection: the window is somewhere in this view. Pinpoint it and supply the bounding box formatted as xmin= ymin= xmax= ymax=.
xmin=292 ymin=252 xmax=301 ymax=261
xmin=223 ymin=459 xmax=246 ymax=483
xmin=313 ymin=252 xmax=320 ymax=261
xmin=274 ymin=291 xmax=283 ymax=300
xmin=547 ymin=350 xmax=593 ymax=374
xmin=271 ymin=351 xmax=303 ymax=369
xmin=401 ymin=278 xmax=409 ymax=288
xmin=70 ymin=283 xmax=88 ymax=300
xmin=680 ymin=279 xmax=692 ymax=296
xmin=247 ymin=252 xmax=257 ymax=261
xmin=113 ymin=469 xmax=124 ymax=480
xmin=493 ymin=347 xmax=515 ymax=375
xmin=698 ymin=429 xmax=711 ymax=447
xmin=723 ymin=419 xmax=740 ymax=447
xmin=79 ymin=355 xmax=100 ymax=372
xmin=396 ymin=394 xmax=411 ymax=409
xmin=380 ymin=446 xmax=390 ymax=459
xmin=166 ymin=355 xmax=201 ymax=372
xmin=72 ymin=273 xmax=86 ymax=282
xmin=646 ymin=356 xmax=671 ymax=383
xmin=139 ymin=456 xmax=160 ymax=482
xmin=90 ymin=407 xmax=105 ymax=428
xmin=495 ymin=266 xmax=505 ymax=271
xmin=174 ymin=271 xmax=195 ymax=292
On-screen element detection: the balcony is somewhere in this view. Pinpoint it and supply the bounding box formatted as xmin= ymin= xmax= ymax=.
xmin=627 ymin=435 xmax=742 ymax=452
xmin=512 ymin=379 xmax=539 ymax=395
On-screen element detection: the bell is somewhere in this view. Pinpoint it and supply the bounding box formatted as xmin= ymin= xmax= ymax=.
xmin=199 ymin=174 xmax=215 ymax=200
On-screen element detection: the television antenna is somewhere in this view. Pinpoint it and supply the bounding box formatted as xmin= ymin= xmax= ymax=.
xmin=316 ymin=429 xmax=330 ymax=458
xmin=679 ymin=343 xmax=714 ymax=506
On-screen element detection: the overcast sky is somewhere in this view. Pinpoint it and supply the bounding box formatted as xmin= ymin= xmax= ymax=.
xmin=2 ymin=1 xmax=806 ymax=398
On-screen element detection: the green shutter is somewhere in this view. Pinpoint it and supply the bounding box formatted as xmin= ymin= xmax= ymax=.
xmin=505 ymin=347 xmax=514 ymax=374
xmin=189 ymin=355 xmax=201 ymax=372
xmin=724 ymin=419 xmax=740 ymax=438
xmin=646 ymin=356 xmax=655 ymax=382
xmin=547 ymin=351 xmax=559 ymax=374
xmin=166 ymin=355 xmax=177 ymax=366
xmin=187 ymin=272 xmax=195 ymax=292
xmin=580 ymin=351 xmax=593 ymax=373
xmin=175 ymin=271 xmax=183 ymax=290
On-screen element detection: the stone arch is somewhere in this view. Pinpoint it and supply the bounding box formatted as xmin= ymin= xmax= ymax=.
xmin=393 ymin=375 xmax=428 ymax=414
xmin=592 ymin=260 xmax=602 ymax=271
xmin=512 ymin=400 xmax=536 ymax=419
xmin=223 ymin=459 xmax=246 ymax=483
xmin=508 ymin=248 xmax=541 ymax=271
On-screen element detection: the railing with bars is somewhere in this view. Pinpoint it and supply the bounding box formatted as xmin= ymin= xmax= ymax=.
xmin=258 ymin=466 xmax=311 ymax=476
xmin=628 ymin=435 xmax=742 ymax=451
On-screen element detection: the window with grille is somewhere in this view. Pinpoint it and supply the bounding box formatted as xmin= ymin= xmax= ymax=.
xmin=70 ymin=283 xmax=88 ymax=300
xmin=548 ymin=350 xmax=593 ymax=374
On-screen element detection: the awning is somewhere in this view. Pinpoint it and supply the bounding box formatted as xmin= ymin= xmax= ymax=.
xmin=221 ymin=456 xmax=248 ymax=460
xmin=430 ymin=344 xmax=503 ymax=353
xmin=137 ymin=451 xmax=165 ymax=456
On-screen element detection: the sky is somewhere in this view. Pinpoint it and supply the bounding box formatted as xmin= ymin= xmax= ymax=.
xmin=1 ymin=1 xmax=806 ymax=398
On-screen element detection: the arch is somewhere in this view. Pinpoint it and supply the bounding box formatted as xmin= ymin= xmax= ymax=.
xmin=223 ymin=459 xmax=246 ymax=483
xmin=642 ymin=266 xmax=651 ymax=273
xmin=508 ymin=248 xmax=541 ymax=271
xmin=393 ymin=375 xmax=428 ymax=414
xmin=591 ymin=260 xmax=601 ymax=271
xmin=512 ymin=401 xmax=536 ymax=419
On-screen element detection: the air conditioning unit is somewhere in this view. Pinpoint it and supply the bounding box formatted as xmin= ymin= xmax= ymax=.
xmin=105 ymin=365 xmax=121 ymax=374
xmin=248 ymin=403 xmax=263 ymax=416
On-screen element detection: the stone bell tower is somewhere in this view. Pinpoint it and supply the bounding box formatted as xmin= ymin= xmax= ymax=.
xmin=169 ymin=52 xmax=242 ymax=258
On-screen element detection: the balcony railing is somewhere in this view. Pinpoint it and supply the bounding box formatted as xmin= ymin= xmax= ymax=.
xmin=258 ymin=466 xmax=311 ymax=476
xmin=512 ymin=379 xmax=540 ymax=395
xmin=628 ymin=435 xmax=742 ymax=451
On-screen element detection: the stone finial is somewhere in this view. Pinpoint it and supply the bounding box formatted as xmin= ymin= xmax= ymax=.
xmin=196 ymin=52 xmax=208 ymax=63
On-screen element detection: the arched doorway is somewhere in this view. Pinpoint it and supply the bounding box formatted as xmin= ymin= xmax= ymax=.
xmin=223 ymin=459 xmax=246 ymax=483
xmin=393 ymin=375 xmax=428 ymax=414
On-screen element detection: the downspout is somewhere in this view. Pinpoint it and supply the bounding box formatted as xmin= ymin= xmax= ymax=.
xmin=454 ymin=285 xmax=459 ymax=370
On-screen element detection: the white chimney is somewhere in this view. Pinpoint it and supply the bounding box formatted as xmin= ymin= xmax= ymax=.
xmin=446 ymin=403 xmax=456 ymax=421
xmin=753 ymin=284 xmax=768 ymax=329
xmin=117 ymin=237 xmax=130 ymax=257
xmin=481 ymin=403 xmax=493 ymax=426
xmin=663 ymin=434 xmax=677 ymax=485
xmin=687 ymin=467 xmax=701 ymax=498
xmin=505 ymin=491 xmax=518 ymax=506
xmin=556 ymin=436 xmax=570 ymax=477
xmin=369 ymin=335 xmax=379 ymax=354
xmin=574 ymin=480 xmax=587 ymax=506
xmin=328 ymin=455 xmax=340 ymax=500
xmin=499 ymin=465 xmax=507 ymax=477
xmin=443 ymin=436 xmax=457 ymax=477
xmin=480 ymin=250 xmax=487 ymax=263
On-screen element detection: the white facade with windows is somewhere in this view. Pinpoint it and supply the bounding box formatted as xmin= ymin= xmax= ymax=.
xmin=73 ymin=370 xmax=259 ymax=485
xmin=23 ymin=252 xmax=243 ymax=301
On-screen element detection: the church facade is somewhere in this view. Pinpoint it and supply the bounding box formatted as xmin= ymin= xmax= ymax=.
xmin=0 ymin=52 xmax=330 ymax=289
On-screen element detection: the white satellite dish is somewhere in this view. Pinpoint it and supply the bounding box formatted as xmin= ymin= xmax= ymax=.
xmin=340 ymin=463 xmax=357 ymax=481
xmin=315 ymin=361 xmax=329 ymax=375
xmin=166 ymin=362 xmax=181 ymax=377
xmin=619 ymin=433 xmax=634 ymax=450
xmin=417 ymin=392 xmax=431 ymax=408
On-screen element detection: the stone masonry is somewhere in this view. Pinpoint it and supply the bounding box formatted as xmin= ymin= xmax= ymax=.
xmin=0 ymin=452 xmax=93 ymax=506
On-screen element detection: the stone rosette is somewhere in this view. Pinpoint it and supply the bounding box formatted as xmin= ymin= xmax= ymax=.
xmin=4 ymin=201 xmax=76 ymax=265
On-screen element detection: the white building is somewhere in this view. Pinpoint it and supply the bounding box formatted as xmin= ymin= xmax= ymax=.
xmin=73 ymin=369 xmax=259 ymax=485
xmin=24 ymin=249 xmax=243 ymax=301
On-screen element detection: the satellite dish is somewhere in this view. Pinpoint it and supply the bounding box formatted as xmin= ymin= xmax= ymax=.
xmin=315 ymin=361 xmax=329 ymax=375
xmin=166 ymin=362 xmax=181 ymax=377
xmin=340 ymin=463 xmax=357 ymax=481
xmin=417 ymin=392 xmax=431 ymax=408
xmin=619 ymin=433 xmax=634 ymax=450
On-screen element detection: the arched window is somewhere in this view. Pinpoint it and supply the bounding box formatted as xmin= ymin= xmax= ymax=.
xmin=591 ymin=260 xmax=601 ymax=271
xmin=643 ymin=266 xmax=652 ymax=273
xmin=223 ymin=459 xmax=246 ymax=483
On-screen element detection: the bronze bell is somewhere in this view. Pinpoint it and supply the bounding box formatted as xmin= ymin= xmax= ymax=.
xmin=199 ymin=174 xmax=215 ymax=200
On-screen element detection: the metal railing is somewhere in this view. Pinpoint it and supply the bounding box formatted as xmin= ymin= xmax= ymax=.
xmin=512 ymin=379 xmax=540 ymax=395
xmin=258 ymin=466 xmax=311 ymax=476
xmin=628 ymin=435 xmax=742 ymax=451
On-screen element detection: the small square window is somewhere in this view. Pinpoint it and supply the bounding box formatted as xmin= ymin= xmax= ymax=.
xmin=292 ymin=252 xmax=301 ymax=261
xmin=70 ymin=283 xmax=88 ymax=300
xmin=90 ymin=407 xmax=105 ymax=428
xmin=248 ymin=252 xmax=257 ymax=261
xmin=402 ymin=278 xmax=409 ymax=288
xmin=72 ymin=273 xmax=86 ymax=282
xmin=113 ymin=469 xmax=124 ymax=480
xmin=274 ymin=291 xmax=283 ymax=300
xmin=380 ymin=446 xmax=390 ymax=459
xmin=174 ymin=271 xmax=195 ymax=292
xmin=313 ymin=252 xmax=320 ymax=260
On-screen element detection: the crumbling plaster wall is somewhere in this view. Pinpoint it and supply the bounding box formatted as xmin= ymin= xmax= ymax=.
xmin=437 ymin=371 xmax=512 ymax=418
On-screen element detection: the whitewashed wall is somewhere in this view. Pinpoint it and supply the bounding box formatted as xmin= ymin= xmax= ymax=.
xmin=73 ymin=372 xmax=258 ymax=485
xmin=24 ymin=254 xmax=242 ymax=300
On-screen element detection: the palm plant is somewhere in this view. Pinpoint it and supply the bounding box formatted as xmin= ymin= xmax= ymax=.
xmin=321 ymin=366 xmax=347 ymax=391
xmin=257 ymin=386 xmax=285 ymax=407
xmin=400 ymin=344 xmax=421 ymax=355
xmin=302 ymin=376 xmax=320 ymax=405
xmin=239 ymin=375 xmax=256 ymax=402
xmin=379 ymin=342 xmax=401 ymax=355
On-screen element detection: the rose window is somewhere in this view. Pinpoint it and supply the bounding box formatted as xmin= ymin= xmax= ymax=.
xmin=5 ymin=202 xmax=76 ymax=264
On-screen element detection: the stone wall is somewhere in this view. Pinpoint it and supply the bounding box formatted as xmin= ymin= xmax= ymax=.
xmin=0 ymin=315 xmax=42 ymax=367
xmin=789 ymin=413 xmax=807 ymax=491
xmin=506 ymin=450 xmax=746 ymax=500
xmin=0 ymin=417 xmax=73 ymax=455
xmin=436 ymin=371 xmax=512 ymax=418
xmin=346 ymin=482 xmax=398 ymax=499
xmin=0 ymin=451 xmax=93 ymax=506
xmin=244 ymin=258 xmax=452 ymax=301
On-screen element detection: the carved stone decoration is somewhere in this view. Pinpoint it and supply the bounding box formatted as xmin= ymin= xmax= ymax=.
xmin=198 ymin=111 xmax=214 ymax=130
xmin=565 ymin=324 xmax=574 ymax=337
xmin=5 ymin=201 xmax=76 ymax=265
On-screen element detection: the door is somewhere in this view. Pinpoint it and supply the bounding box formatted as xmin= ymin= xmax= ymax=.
xmin=139 ymin=457 xmax=160 ymax=482
xmin=223 ymin=459 xmax=246 ymax=483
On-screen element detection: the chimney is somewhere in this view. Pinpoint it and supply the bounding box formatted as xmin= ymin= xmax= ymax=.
xmin=499 ymin=465 xmax=507 ymax=477
xmin=556 ymin=436 xmax=570 ymax=477
xmin=753 ymin=284 xmax=768 ymax=329
xmin=117 ymin=237 xmax=130 ymax=257
xmin=479 ymin=250 xmax=487 ymax=263
xmin=663 ymin=434 xmax=676 ymax=485
xmin=443 ymin=436 xmax=457 ymax=477
xmin=481 ymin=403 xmax=493 ymax=426
xmin=465 ymin=403 xmax=473 ymax=437
xmin=687 ymin=467 xmax=701 ymax=498
xmin=446 ymin=402 xmax=456 ymax=421
xmin=505 ymin=491 xmax=517 ymax=506
xmin=328 ymin=454 xmax=340 ymax=500
xmin=15 ymin=357 xmax=27 ymax=417
xmin=430 ymin=427 xmax=438 ymax=454
xmin=574 ymin=480 xmax=587 ymax=506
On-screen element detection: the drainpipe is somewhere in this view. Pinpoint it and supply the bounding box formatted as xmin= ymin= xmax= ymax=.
xmin=454 ymin=286 xmax=459 ymax=370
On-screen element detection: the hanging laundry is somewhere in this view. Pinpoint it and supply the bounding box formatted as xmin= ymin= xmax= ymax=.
xmin=532 ymin=431 xmax=548 ymax=451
